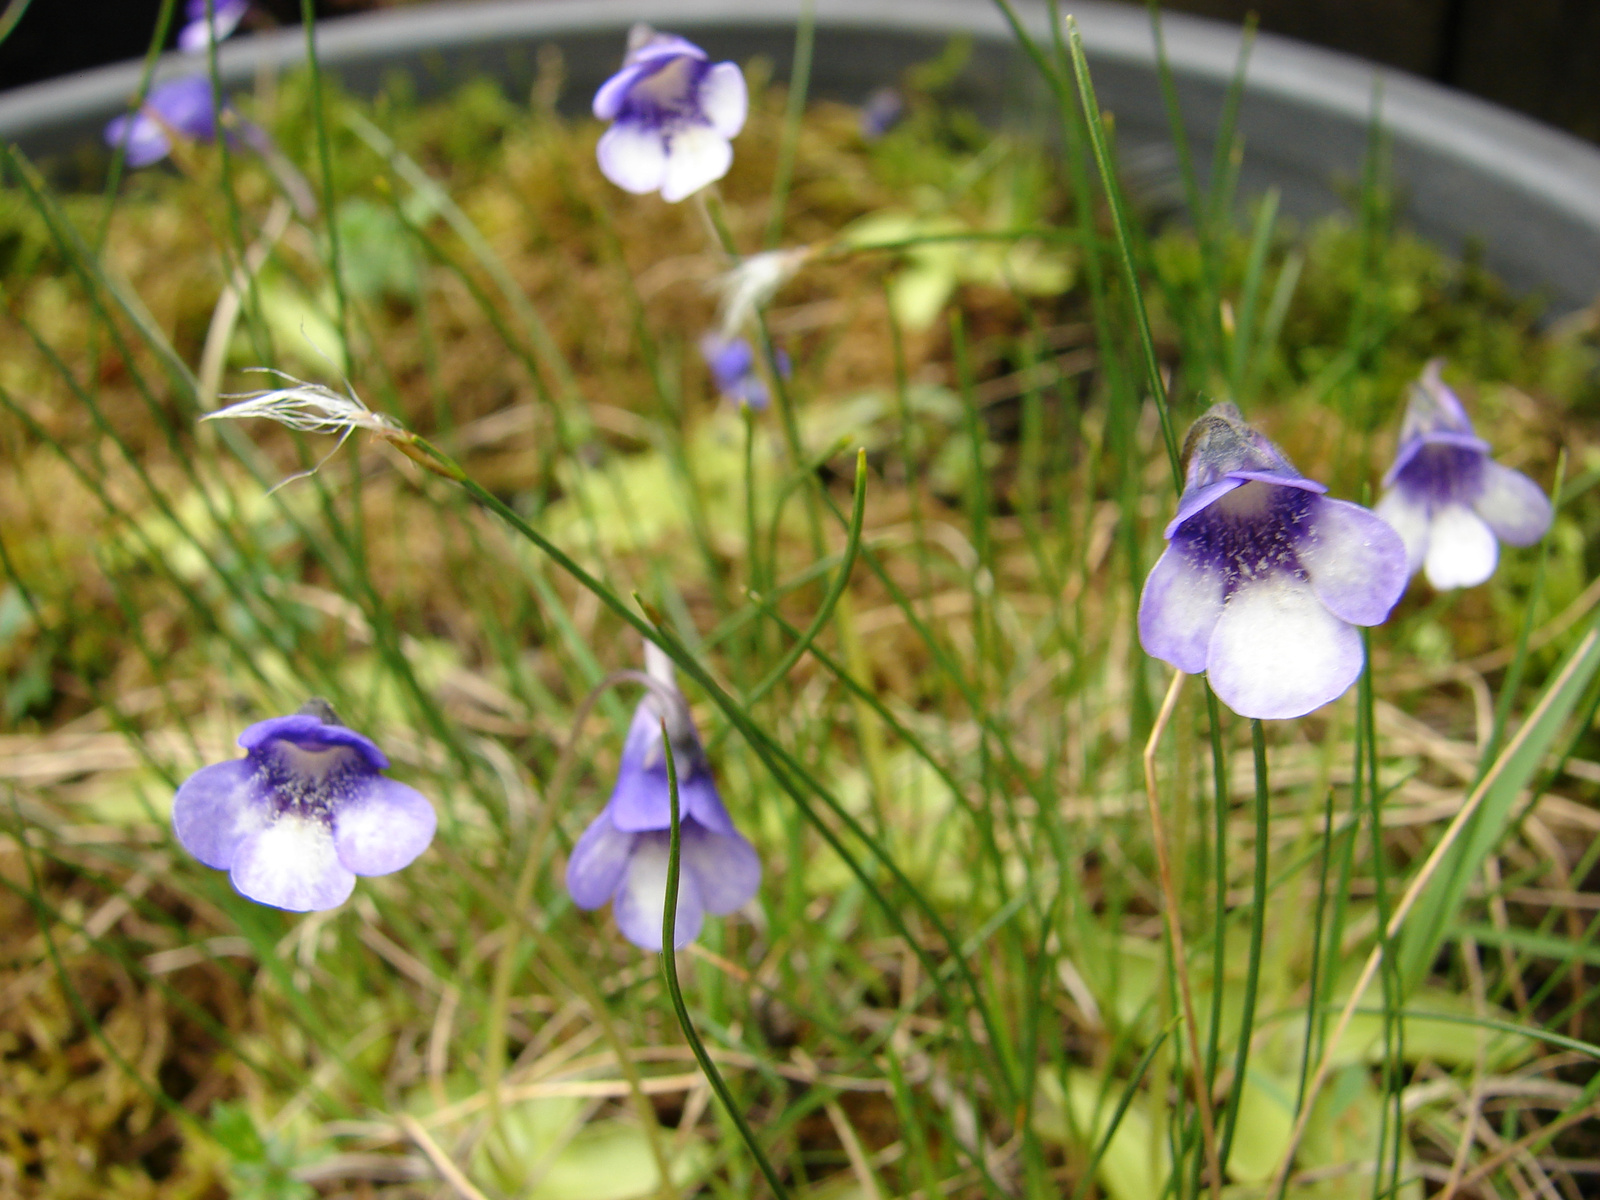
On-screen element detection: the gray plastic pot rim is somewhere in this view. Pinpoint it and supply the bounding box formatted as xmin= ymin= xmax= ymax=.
xmin=4 ymin=0 xmax=1600 ymax=301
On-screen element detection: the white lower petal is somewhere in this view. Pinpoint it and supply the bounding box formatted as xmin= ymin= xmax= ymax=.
xmin=1137 ymin=545 xmax=1225 ymax=674
xmin=1473 ymin=460 xmax=1552 ymax=547
xmin=1374 ymin=489 xmax=1429 ymax=575
xmin=596 ymin=122 xmax=669 ymax=195
xmin=698 ymin=62 xmax=749 ymax=137
xmin=229 ymin=817 xmax=355 ymax=912
xmin=660 ymin=125 xmax=733 ymax=203
xmin=1206 ymin=577 xmax=1363 ymax=720
xmin=613 ymin=837 xmax=705 ymax=950
xmin=1424 ymin=505 xmax=1498 ymax=589
xmin=1300 ymin=497 xmax=1409 ymax=625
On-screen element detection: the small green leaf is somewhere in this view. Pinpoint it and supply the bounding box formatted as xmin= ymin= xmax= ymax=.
xmin=1034 ymin=1071 xmax=1171 ymax=1200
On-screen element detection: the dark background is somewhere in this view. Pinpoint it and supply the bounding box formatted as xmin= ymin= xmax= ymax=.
xmin=3 ymin=0 xmax=1599 ymax=144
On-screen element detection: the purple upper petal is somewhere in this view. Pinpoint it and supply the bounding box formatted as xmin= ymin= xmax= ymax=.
xmin=1385 ymin=430 xmax=1490 ymax=487
xmin=597 ymin=49 xmax=710 ymax=128
xmin=594 ymin=61 xmax=661 ymax=121
xmin=238 ymin=713 xmax=389 ymax=770
xmin=625 ymin=29 xmax=710 ymax=69
xmin=1167 ymin=404 xmax=1326 ymax=537
xmin=331 ymin=776 xmax=436 ymax=876
xmin=606 ymin=696 xmax=734 ymax=834
xmin=1165 ymin=472 xmax=1325 ymax=539
xmin=606 ymin=741 xmax=733 ymax=834
xmin=594 ymin=35 xmax=709 ymax=121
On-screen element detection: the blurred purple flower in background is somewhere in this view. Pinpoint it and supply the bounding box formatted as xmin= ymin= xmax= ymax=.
xmin=566 ymin=644 xmax=760 ymax=950
xmin=592 ymin=24 xmax=747 ymax=203
xmin=699 ymin=333 xmax=788 ymax=410
xmin=859 ymin=86 xmax=904 ymax=140
xmin=172 ymin=700 xmax=436 ymax=912
xmin=1138 ymin=403 xmax=1408 ymax=720
xmin=1375 ymin=360 xmax=1552 ymax=589
xmin=104 ymin=76 xmax=220 ymax=168
xmin=179 ymin=0 xmax=249 ymax=53
xmin=105 ymin=73 xmax=282 ymax=185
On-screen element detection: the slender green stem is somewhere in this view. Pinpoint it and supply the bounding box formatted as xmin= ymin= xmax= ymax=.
xmin=1064 ymin=17 xmax=1182 ymax=487
xmin=660 ymin=724 xmax=792 ymax=1200
xmin=1359 ymin=644 xmax=1404 ymax=1200
xmin=744 ymin=450 xmax=869 ymax=705
xmin=0 ymin=0 xmax=36 ymax=46
xmin=1202 ymin=686 xmax=1229 ymax=1093
xmin=1217 ymin=720 xmax=1270 ymax=1174
xmin=765 ymin=0 xmax=815 ymax=249
xmin=401 ymin=432 xmax=1021 ymax=1117
xmin=1067 ymin=1032 xmax=1172 ymax=1200
xmin=299 ymin=0 xmax=350 ymax=362
xmin=1295 ymin=784 xmax=1338 ymax=1113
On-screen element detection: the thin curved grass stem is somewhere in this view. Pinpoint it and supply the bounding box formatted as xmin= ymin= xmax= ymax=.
xmin=403 ymin=435 xmax=1021 ymax=1116
xmin=1141 ymin=670 xmax=1223 ymax=1200
xmin=1216 ymin=720 xmax=1269 ymax=1174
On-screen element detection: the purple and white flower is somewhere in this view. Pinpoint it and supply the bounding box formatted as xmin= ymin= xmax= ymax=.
xmin=179 ymin=0 xmax=249 ymax=53
xmin=105 ymin=76 xmax=222 ymax=168
xmin=859 ymin=87 xmax=905 ymax=141
xmin=592 ymin=25 xmax=747 ymax=203
xmin=172 ymin=700 xmax=436 ymax=912
xmin=699 ymin=333 xmax=789 ymax=410
xmin=566 ymin=644 xmax=760 ymax=950
xmin=1374 ymin=361 xmax=1552 ymax=590
xmin=1138 ymin=403 xmax=1408 ymax=720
